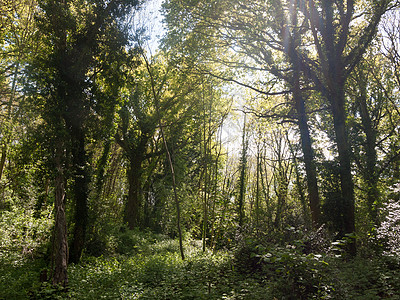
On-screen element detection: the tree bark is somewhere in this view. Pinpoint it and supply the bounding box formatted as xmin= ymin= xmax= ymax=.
xmin=69 ymin=126 xmax=89 ymax=264
xmin=125 ymin=159 xmax=143 ymax=229
xmin=290 ymin=60 xmax=320 ymax=226
xmin=237 ymin=113 xmax=247 ymax=227
xmin=53 ymin=140 xmax=68 ymax=287
xmin=0 ymin=62 xmax=19 ymax=183
xmin=0 ymin=146 xmax=6 ymax=184
xmin=296 ymin=97 xmax=320 ymax=226
xmin=357 ymin=80 xmax=379 ymax=222
xmin=283 ymin=2 xmax=321 ymax=227
xmin=330 ymin=87 xmax=356 ymax=252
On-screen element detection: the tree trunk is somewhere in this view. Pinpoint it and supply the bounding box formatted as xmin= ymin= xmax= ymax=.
xmin=295 ymin=96 xmax=320 ymax=226
xmin=69 ymin=127 xmax=89 ymax=264
xmin=358 ymin=87 xmax=379 ymax=222
xmin=53 ymin=140 xmax=68 ymax=287
xmin=286 ymin=29 xmax=321 ymax=227
xmin=0 ymin=146 xmax=6 ymax=184
xmin=330 ymin=88 xmax=356 ymax=254
xmin=0 ymin=62 xmax=19 ymax=183
xmin=255 ymin=141 xmax=261 ymax=230
xmin=237 ymin=114 xmax=247 ymax=227
xmin=288 ymin=138 xmax=312 ymax=228
xmin=125 ymin=160 xmax=143 ymax=229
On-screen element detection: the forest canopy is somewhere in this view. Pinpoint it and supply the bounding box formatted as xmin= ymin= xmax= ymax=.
xmin=1 ymin=0 xmax=400 ymax=298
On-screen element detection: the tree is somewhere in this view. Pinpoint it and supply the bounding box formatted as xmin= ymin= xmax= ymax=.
xmin=163 ymin=0 xmax=322 ymax=227
xmin=26 ymin=0 xmax=139 ymax=283
xmin=295 ymin=0 xmax=391 ymax=251
xmin=236 ymin=113 xmax=248 ymax=228
xmin=0 ymin=0 xmax=38 ymax=185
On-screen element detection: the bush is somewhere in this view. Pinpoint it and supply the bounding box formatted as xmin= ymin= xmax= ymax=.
xmin=0 ymin=207 xmax=53 ymax=257
xmin=233 ymin=233 xmax=335 ymax=299
xmin=377 ymin=200 xmax=400 ymax=257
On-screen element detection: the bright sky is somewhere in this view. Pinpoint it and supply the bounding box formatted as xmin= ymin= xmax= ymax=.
xmin=133 ymin=0 xmax=165 ymax=55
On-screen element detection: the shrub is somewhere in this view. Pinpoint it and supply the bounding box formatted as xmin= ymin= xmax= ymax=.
xmin=0 ymin=206 xmax=53 ymax=257
xmin=377 ymin=200 xmax=400 ymax=258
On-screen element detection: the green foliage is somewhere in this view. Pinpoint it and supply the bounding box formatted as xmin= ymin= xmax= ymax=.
xmin=233 ymin=234 xmax=334 ymax=299
xmin=377 ymin=199 xmax=400 ymax=257
xmin=2 ymin=229 xmax=400 ymax=299
xmin=0 ymin=253 xmax=47 ymax=300
xmin=332 ymin=256 xmax=400 ymax=299
xmin=0 ymin=206 xmax=53 ymax=257
xmin=28 ymin=282 xmax=67 ymax=300
xmin=64 ymin=233 xmax=238 ymax=299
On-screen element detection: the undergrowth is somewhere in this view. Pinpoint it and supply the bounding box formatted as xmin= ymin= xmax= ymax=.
xmin=1 ymin=229 xmax=400 ymax=299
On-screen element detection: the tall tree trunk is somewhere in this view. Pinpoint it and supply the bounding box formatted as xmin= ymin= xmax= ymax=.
xmin=255 ymin=141 xmax=261 ymax=231
xmin=285 ymin=15 xmax=321 ymax=226
xmin=0 ymin=62 xmax=19 ymax=183
xmin=237 ymin=113 xmax=247 ymax=227
xmin=288 ymin=138 xmax=311 ymax=228
xmin=0 ymin=146 xmax=6 ymax=184
xmin=260 ymin=142 xmax=273 ymax=227
xmin=53 ymin=139 xmax=68 ymax=287
xmin=293 ymin=86 xmax=320 ymax=227
xmin=142 ymin=53 xmax=185 ymax=260
xmin=330 ymin=88 xmax=356 ymax=254
xmin=202 ymin=99 xmax=209 ymax=252
xmin=357 ymin=79 xmax=379 ymax=222
xmin=69 ymin=127 xmax=89 ymax=264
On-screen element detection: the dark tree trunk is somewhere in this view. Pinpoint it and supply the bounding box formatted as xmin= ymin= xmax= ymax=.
xmin=296 ymin=99 xmax=320 ymax=226
xmin=358 ymin=90 xmax=379 ymax=222
xmin=237 ymin=114 xmax=247 ymax=227
xmin=125 ymin=159 xmax=143 ymax=229
xmin=330 ymin=87 xmax=356 ymax=254
xmin=274 ymin=166 xmax=289 ymax=230
xmin=291 ymin=70 xmax=321 ymax=227
xmin=0 ymin=146 xmax=6 ymax=184
xmin=69 ymin=127 xmax=89 ymax=264
xmin=0 ymin=62 xmax=19 ymax=183
xmin=53 ymin=140 xmax=68 ymax=287
xmin=284 ymin=7 xmax=321 ymax=227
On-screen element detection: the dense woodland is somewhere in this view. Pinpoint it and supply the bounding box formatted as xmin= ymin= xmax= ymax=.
xmin=1 ymin=0 xmax=400 ymax=298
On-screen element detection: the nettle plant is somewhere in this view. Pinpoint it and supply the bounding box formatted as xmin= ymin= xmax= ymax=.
xmin=377 ymin=184 xmax=400 ymax=257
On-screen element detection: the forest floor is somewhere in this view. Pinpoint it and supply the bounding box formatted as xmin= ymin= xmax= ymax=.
xmin=1 ymin=230 xmax=400 ymax=299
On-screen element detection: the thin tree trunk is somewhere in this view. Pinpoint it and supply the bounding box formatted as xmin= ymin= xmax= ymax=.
xmin=202 ymin=96 xmax=209 ymax=252
xmin=295 ymin=96 xmax=320 ymax=226
xmin=0 ymin=62 xmax=19 ymax=183
xmin=255 ymin=140 xmax=261 ymax=231
xmin=142 ymin=53 xmax=185 ymax=260
xmin=288 ymin=138 xmax=311 ymax=228
xmin=0 ymin=146 xmax=6 ymax=184
xmin=237 ymin=113 xmax=247 ymax=227
xmin=260 ymin=142 xmax=272 ymax=227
